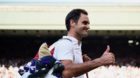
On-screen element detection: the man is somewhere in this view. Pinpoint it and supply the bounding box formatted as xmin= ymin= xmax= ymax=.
xmin=47 ymin=8 xmax=115 ymax=78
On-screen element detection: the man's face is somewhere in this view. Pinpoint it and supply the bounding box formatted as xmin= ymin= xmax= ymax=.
xmin=74 ymin=13 xmax=90 ymax=38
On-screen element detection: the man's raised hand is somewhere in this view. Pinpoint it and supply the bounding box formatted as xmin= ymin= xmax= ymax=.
xmin=100 ymin=45 xmax=115 ymax=65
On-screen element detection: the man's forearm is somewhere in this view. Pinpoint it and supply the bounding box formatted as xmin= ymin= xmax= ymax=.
xmin=62 ymin=58 xmax=103 ymax=78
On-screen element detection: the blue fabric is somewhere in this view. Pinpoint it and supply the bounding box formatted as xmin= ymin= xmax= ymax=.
xmin=19 ymin=56 xmax=64 ymax=78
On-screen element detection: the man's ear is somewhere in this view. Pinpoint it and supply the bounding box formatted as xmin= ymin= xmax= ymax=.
xmin=70 ymin=19 xmax=76 ymax=27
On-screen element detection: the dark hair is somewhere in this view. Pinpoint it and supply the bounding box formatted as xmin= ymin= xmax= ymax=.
xmin=65 ymin=9 xmax=88 ymax=31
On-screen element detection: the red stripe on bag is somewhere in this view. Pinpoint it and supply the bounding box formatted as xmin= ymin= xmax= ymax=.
xmin=50 ymin=48 xmax=55 ymax=56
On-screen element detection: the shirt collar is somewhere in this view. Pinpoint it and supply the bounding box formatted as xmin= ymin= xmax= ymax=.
xmin=63 ymin=36 xmax=81 ymax=45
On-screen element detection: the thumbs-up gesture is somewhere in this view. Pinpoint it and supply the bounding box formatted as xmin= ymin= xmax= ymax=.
xmin=100 ymin=45 xmax=115 ymax=65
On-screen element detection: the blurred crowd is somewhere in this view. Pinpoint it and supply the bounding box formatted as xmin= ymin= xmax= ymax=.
xmin=0 ymin=58 xmax=31 ymax=67
xmin=0 ymin=65 xmax=21 ymax=78
xmin=0 ymin=65 xmax=140 ymax=78
xmin=88 ymin=65 xmax=140 ymax=78
xmin=116 ymin=58 xmax=140 ymax=67
xmin=0 ymin=58 xmax=140 ymax=78
xmin=1 ymin=57 xmax=140 ymax=67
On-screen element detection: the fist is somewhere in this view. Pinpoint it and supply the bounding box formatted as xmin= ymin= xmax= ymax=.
xmin=100 ymin=45 xmax=115 ymax=65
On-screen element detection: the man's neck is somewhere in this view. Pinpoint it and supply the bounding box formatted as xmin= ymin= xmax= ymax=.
xmin=67 ymin=33 xmax=82 ymax=44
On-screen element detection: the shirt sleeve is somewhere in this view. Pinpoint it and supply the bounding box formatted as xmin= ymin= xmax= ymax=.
xmin=53 ymin=39 xmax=73 ymax=61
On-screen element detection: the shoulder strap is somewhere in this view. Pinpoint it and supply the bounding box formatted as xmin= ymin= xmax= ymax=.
xmin=60 ymin=37 xmax=72 ymax=42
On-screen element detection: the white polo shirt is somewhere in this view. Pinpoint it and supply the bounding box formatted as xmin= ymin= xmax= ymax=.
xmin=53 ymin=36 xmax=83 ymax=63
xmin=50 ymin=36 xmax=84 ymax=78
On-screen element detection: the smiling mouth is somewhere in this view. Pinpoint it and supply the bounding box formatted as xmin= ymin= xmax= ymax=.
xmin=83 ymin=27 xmax=89 ymax=31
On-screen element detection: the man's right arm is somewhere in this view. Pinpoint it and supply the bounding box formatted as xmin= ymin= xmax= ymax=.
xmin=62 ymin=45 xmax=115 ymax=78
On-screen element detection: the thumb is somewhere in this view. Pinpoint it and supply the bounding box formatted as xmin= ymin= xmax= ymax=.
xmin=104 ymin=45 xmax=110 ymax=53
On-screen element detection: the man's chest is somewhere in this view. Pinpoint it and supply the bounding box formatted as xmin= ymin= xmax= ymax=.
xmin=73 ymin=44 xmax=83 ymax=63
